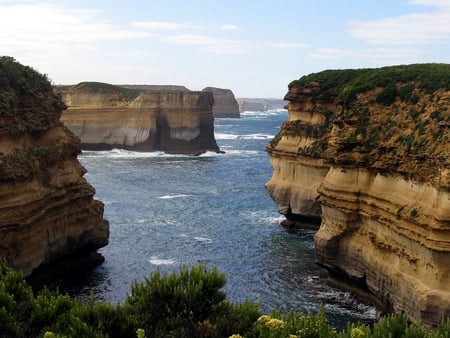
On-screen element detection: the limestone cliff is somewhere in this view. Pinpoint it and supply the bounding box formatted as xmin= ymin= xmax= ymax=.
xmin=266 ymin=64 xmax=450 ymax=326
xmin=0 ymin=57 xmax=109 ymax=276
xmin=59 ymin=82 xmax=221 ymax=154
xmin=203 ymin=87 xmax=240 ymax=118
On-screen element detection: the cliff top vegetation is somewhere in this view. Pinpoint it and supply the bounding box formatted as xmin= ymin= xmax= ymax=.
xmin=273 ymin=64 xmax=450 ymax=186
xmin=0 ymin=56 xmax=67 ymax=136
xmin=289 ymin=63 xmax=450 ymax=105
xmin=56 ymin=81 xmax=142 ymax=101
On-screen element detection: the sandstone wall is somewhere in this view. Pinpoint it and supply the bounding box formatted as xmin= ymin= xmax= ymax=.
xmin=59 ymin=83 xmax=221 ymax=154
xmin=0 ymin=57 xmax=109 ymax=276
xmin=203 ymin=87 xmax=240 ymax=118
xmin=266 ymin=65 xmax=450 ymax=326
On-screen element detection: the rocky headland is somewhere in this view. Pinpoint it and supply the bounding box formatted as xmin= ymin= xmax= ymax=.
xmin=203 ymin=87 xmax=240 ymax=118
xmin=58 ymin=82 xmax=221 ymax=155
xmin=238 ymin=98 xmax=287 ymax=112
xmin=0 ymin=57 xmax=109 ymax=276
xmin=266 ymin=64 xmax=450 ymax=326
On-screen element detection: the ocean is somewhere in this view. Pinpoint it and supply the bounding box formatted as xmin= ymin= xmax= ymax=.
xmin=66 ymin=110 xmax=378 ymax=327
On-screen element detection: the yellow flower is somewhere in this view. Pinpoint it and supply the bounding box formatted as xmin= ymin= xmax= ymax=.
xmin=257 ymin=315 xmax=272 ymax=325
xmin=43 ymin=332 xmax=55 ymax=338
xmin=228 ymin=334 xmax=243 ymax=338
xmin=267 ymin=318 xmax=285 ymax=330
xmin=136 ymin=328 xmax=146 ymax=338
xmin=288 ymin=335 xmax=298 ymax=338
xmin=350 ymin=327 xmax=365 ymax=338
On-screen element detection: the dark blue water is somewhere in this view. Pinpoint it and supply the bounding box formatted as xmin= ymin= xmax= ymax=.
xmin=70 ymin=110 xmax=378 ymax=326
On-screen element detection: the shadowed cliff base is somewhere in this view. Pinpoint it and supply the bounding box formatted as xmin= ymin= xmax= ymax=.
xmin=0 ymin=56 xmax=109 ymax=277
xmin=266 ymin=63 xmax=450 ymax=327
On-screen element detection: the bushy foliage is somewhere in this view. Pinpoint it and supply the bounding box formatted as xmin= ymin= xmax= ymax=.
xmin=124 ymin=265 xmax=229 ymax=337
xmin=72 ymin=81 xmax=141 ymax=101
xmin=289 ymin=64 xmax=450 ymax=105
xmin=0 ymin=260 xmax=449 ymax=338
xmin=376 ymin=83 xmax=398 ymax=105
xmin=0 ymin=56 xmax=66 ymax=135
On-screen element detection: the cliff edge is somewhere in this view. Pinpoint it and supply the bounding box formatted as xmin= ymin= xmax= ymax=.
xmin=0 ymin=57 xmax=109 ymax=276
xmin=266 ymin=64 xmax=450 ymax=326
xmin=203 ymin=87 xmax=240 ymax=118
xmin=59 ymin=83 xmax=221 ymax=155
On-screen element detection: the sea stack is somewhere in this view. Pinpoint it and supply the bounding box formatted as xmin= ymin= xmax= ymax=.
xmin=0 ymin=57 xmax=109 ymax=276
xmin=266 ymin=64 xmax=450 ymax=327
xmin=59 ymin=83 xmax=221 ymax=155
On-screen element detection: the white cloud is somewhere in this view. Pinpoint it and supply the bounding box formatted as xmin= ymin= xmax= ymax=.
xmin=132 ymin=21 xmax=182 ymax=30
xmin=163 ymin=34 xmax=308 ymax=55
xmin=220 ymin=24 xmax=238 ymax=31
xmin=265 ymin=42 xmax=310 ymax=49
xmin=0 ymin=2 xmax=152 ymax=83
xmin=163 ymin=34 xmax=253 ymax=54
xmin=0 ymin=3 xmax=150 ymax=45
xmin=309 ymin=47 xmax=430 ymax=65
xmin=349 ymin=1 xmax=450 ymax=45
xmin=408 ymin=0 xmax=450 ymax=8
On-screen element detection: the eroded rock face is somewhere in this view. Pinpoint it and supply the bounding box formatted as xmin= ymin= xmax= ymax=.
xmin=59 ymin=83 xmax=221 ymax=154
xmin=0 ymin=57 xmax=109 ymax=276
xmin=203 ymin=87 xmax=240 ymax=118
xmin=266 ymin=64 xmax=450 ymax=326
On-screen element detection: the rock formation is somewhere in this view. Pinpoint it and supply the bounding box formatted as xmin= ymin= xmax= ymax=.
xmin=203 ymin=87 xmax=240 ymax=118
xmin=59 ymin=82 xmax=221 ymax=155
xmin=266 ymin=64 xmax=450 ymax=327
xmin=238 ymin=98 xmax=287 ymax=112
xmin=0 ymin=57 xmax=109 ymax=276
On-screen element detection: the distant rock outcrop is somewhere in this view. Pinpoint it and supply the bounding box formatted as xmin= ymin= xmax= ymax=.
xmin=0 ymin=57 xmax=109 ymax=276
xmin=58 ymin=83 xmax=221 ymax=155
xmin=203 ymin=87 xmax=240 ymax=118
xmin=238 ymin=98 xmax=287 ymax=112
xmin=266 ymin=64 xmax=450 ymax=327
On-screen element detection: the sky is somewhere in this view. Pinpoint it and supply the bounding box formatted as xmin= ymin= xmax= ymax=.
xmin=1 ymin=0 xmax=450 ymax=98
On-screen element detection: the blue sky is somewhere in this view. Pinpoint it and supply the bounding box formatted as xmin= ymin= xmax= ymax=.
xmin=1 ymin=0 xmax=449 ymax=98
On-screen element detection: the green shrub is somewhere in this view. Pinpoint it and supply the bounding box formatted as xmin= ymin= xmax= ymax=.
xmin=1 ymin=259 xmax=450 ymax=337
xmin=213 ymin=300 xmax=261 ymax=337
xmin=376 ymin=83 xmax=398 ymax=105
xmin=398 ymin=84 xmax=415 ymax=102
xmin=124 ymin=264 xmax=228 ymax=337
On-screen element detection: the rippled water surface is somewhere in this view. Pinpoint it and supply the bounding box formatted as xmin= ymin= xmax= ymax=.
xmin=68 ymin=110 xmax=378 ymax=327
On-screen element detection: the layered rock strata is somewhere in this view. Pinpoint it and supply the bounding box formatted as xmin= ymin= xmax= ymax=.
xmin=266 ymin=64 xmax=450 ymax=326
xmin=203 ymin=87 xmax=240 ymax=118
xmin=0 ymin=57 xmax=109 ymax=276
xmin=59 ymin=82 xmax=221 ymax=154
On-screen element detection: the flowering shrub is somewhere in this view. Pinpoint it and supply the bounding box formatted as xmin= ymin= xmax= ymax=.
xmin=351 ymin=327 xmax=365 ymax=338
xmin=0 ymin=260 xmax=449 ymax=337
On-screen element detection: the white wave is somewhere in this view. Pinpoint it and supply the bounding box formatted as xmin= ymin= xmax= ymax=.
xmin=82 ymin=149 xmax=223 ymax=159
xmin=149 ymin=256 xmax=176 ymax=265
xmin=215 ymin=133 xmax=274 ymax=140
xmin=159 ymin=194 xmax=193 ymax=199
xmin=222 ymin=149 xmax=260 ymax=156
xmin=240 ymin=109 xmax=287 ymax=116
xmin=194 ymin=236 xmax=212 ymax=243
xmin=262 ymin=215 xmax=286 ymax=224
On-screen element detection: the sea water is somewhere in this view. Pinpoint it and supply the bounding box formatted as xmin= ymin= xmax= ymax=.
xmin=66 ymin=110 xmax=378 ymax=327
